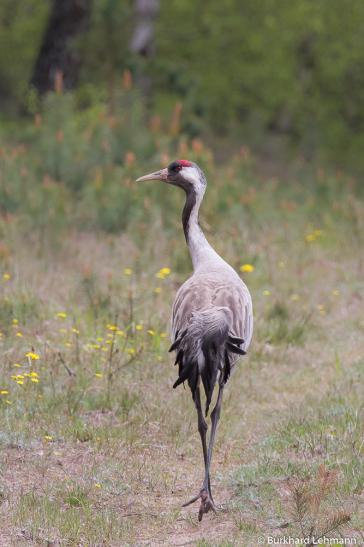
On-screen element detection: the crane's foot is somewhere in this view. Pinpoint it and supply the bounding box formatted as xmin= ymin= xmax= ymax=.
xmin=182 ymin=488 xmax=217 ymax=521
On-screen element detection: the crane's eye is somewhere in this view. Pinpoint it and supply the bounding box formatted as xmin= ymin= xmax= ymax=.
xmin=168 ymin=161 xmax=182 ymax=173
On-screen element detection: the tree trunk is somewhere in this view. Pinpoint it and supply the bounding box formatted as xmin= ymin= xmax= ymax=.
xmin=31 ymin=0 xmax=92 ymax=94
xmin=130 ymin=0 xmax=159 ymax=98
xmin=130 ymin=0 xmax=159 ymax=58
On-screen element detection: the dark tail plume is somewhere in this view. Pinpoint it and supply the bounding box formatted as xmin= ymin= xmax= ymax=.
xmin=171 ymin=307 xmax=245 ymax=415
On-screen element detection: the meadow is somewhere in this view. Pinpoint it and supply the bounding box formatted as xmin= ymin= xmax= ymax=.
xmin=0 ymin=85 xmax=363 ymax=545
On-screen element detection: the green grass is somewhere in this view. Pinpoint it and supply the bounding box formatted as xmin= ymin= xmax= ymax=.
xmin=232 ymin=360 xmax=363 ymax=532
xmin=0 ymin=103 xmax=363 ymax=544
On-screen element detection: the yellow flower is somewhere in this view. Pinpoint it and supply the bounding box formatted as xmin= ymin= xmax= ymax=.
xmin=3 ymin=273 xmax=11 ymax=281
xmin=31 ymin=378 xmax=39 ymax=383
xmin=12 ymin=319 xmax=19 ymax=325
xmin=13 ymin=363 xmax=21 ymax=367
xmin=123 ymin=268 xmax=133 ymax=276
xmin=154 ymin=287 xmax=162 ymax=294
xmin=5 ymin=400 xmax=12 ymax=405
xmin=305 ymin=233 xmax=316 ymax=243
xmin=106 ymin=324 xmax=118 ymax=331
xmin=127 ymin=348 xmax=136 ymax=356
xmin=96 ymin=337 xmax=103 ymax=342
xmin=95 ymin=372 xmax=103 ymax=378
xmin=94 ymin=483 xmax=102 ymax=488
xmin=16 ymin=380 xmax=24 ymax=385
xmin=30 ymin=372 xmax=39 ymax=378
xmin=56 ymin=312 xmax=67 ymax=319
xmin=156 ymin=267 xmax=171 ymax=279
xmin=332 ymin=289 xmax=340 ymax=297
xmin=64 ymin=342 xmax=72 ymax=348
xmin=26 ymin=352 xmax=40 ymax=360
xmin=305 ymin=229 xmax=322 ymax=241
xmin=240 ymin=264 xmax=255 ymax=273
xmin=88 ymin=343 xmax=101 ymax=350
xmin=0 ymin=390 xmax=9 ymax=395
xmin=16 ymin=332 xmax=23 ymax=337
xmin=263 ymin=290 xmax=271 ymax=296
xmin=160 ymin=332 xmax=167 ymax=338
xmin=147 ymin=329 xmax=155 ymax=336
xmin=135 ymin=324 xmax=143 ymax=331
xmin=116 ymin=330 xmax=125 ymax=337
xmin=44 ymin=435 xmax=53 ymax=441
xmin=71 ymin=328 xmax=80 ymax=334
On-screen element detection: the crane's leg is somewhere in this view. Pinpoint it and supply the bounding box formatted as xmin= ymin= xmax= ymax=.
xmin=199 ymin=382 xmax=223 ymax=519
xmin=183 ymin=383 xmax=224 ymax=521
xmin=194 ymin=387 xmax=213 ymax=499
xmin=205 ymin=382 xmax=223 ymax=484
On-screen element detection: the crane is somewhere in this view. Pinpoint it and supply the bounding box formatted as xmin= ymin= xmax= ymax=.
xmin=136 ymin=159 xmax=253 ymax=521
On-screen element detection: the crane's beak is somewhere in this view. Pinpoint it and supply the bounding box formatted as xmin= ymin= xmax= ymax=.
xmin=136 ymin=168 xmax=168 ymax=182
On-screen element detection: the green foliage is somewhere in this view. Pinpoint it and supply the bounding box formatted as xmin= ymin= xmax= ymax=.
xmin=233 ymin=361 xmax=363 ymax=539
xmin=2 ymin=1 xmax=364 ymax=168
xmin=0 ymin=290 xmax=40 ymax=331
xmin=0 ymin=83 xmax=362 ymax=250
xmin=64 ymin=486 xmax=90 ymax=508
xmin=264 ymin=302 xmax=309 ymax=346
xmin=0 ymin=86 xmax=164 ymax=233
xmin=0 ymin=0 xmax=49 ymax=110
xmin=156 ymin=0 xmax=364 ymax=168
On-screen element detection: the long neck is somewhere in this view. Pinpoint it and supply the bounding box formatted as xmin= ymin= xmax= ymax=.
xmin=182 ymin=189 xmax=222 ymax=271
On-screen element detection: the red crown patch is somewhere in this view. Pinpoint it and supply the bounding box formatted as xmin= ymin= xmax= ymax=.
xmin=178 ymin=159 xmax=193 ymax=167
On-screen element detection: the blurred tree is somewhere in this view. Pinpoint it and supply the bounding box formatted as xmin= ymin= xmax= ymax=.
xmin=31 ymin=0 xmax=92 ymax=94
xmin=2 ymin=0 xmax=364 ymax=170
xmin=77 ymin=0 xmax=132 ymax=108
xmin=155 ymin=0 xmax=364 ymax=167
xmin=130 ymin=0 xmax=159 ymax=58
xmin=130 ymin=0 xmax=160 ymax=98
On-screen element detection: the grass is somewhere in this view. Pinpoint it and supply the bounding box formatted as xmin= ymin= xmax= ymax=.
xmin=0 ymin=96 xmax=364 ymax=544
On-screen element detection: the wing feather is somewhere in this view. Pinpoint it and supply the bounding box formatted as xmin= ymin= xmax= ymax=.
xmin=171 ymin=271 xmax=253 ymax=362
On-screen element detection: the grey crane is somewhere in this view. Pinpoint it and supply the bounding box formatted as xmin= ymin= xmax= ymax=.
xmin=136 ymin=159 xmax=253 ymax=520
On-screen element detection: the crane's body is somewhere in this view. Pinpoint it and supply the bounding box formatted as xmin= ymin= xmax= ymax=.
xmin=172 ymin=269 xmax=253 ymax=364
xmin=136 ymin=160 xmax=253 ymax=520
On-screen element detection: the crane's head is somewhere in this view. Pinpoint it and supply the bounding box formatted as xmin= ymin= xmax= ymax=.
xmin=136 ymin=160 xmax=207 ymax=196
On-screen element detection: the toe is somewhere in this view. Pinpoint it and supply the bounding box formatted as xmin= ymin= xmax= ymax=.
xmin=197 ymin=489 xmax=216 ymax=520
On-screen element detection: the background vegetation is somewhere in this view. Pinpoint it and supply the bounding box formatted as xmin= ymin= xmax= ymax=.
xmin=0 ymin=1 xmax=363 ymax=545
xmin=2 ymin=0 xmax=364 ymax=170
